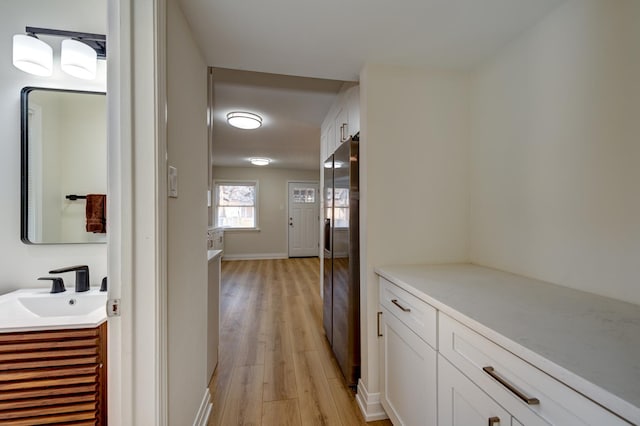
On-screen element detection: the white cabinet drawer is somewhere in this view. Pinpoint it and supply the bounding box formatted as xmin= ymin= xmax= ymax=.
xmin=379 ymin=277 xmax=437 ymax=349
xmin=439 ymin=313 xmax=630 ymax=425
xmin=438 ymin=354 xmax=513 ymax=426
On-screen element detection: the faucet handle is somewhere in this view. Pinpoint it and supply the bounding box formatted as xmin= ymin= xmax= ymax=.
xmin=48 ymin=265 xmax=90 ymax=292
xmin=48 ymin=265 xmax=89 ymax=274
xmin=38 ymin=277 xmax=66 ymax=294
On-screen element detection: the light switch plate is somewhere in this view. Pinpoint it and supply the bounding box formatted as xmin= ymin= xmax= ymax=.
xmin=168 ymin=166 xmax=178 ymax=198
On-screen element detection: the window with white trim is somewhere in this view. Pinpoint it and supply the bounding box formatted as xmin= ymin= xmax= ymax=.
xmin=214 ymin=180 xmax=258 ymax=229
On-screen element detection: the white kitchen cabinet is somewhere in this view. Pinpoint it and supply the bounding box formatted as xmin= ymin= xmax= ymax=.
xmin=324 ymin=120 xmax=335 ymax=160
xmin=439 ymin=313 xmax=629 ymax=426
xmin=379 ymin=306 xmax=437 ymax=426
xmin=320 ymin=84 xmax=360 ymax=161
xmin=438 ymin=354 xmax=515 ymax=426
xmin=375 ymin=265 xmax=639 ymax=425
xmin=334 ymin=102 xmax=349 ymax=150
xmin=346 ymin=85 xmax=360 ymax=137
xmin=378 ymin=277 xmax=437 ymax=426
xmin=320 ymin=131 xmax=328 ymax=165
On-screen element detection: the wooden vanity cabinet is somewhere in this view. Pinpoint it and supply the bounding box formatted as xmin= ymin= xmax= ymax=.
xmin=0 ymin=322 xmax=107 ymax=425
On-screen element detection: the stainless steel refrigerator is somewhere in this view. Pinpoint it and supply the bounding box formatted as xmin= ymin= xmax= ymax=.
xmin=323 ymin=136 xmax=360 ymax=387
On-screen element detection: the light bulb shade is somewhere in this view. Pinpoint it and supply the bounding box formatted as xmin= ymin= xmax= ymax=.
xmin=13 ymin=34 xmax=53 ymax=76
xmin=61 ymin=39 xmax=97 ymax=80
xmin=227 ymin=111 xmax=262 ymax=130
xmin=250 ymin=158 xmax=270 ymax=166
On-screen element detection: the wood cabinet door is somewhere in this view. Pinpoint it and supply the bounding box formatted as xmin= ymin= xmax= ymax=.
xmin=379 ymin=307 xmax=436 ymax=426
xmin=438 ymin=354 xmax=515 ymax=426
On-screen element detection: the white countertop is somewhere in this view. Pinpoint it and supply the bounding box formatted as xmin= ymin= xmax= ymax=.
xmin=0 ymin=288 xmax=107 ymax=333
xmin=375 ymin=263 xmax=640 ymax=424
xmin=208 ymin=249 xmax=223 ymax=261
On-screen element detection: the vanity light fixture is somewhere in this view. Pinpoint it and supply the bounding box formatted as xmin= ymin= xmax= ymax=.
xmin=227 ymin=111 xmax=263 ymax=130
xmin=250 ymin=158 xmax=270 ymax=166
xmin=61 ymin=39 xmax=97 ymax=80
xmin=12 ymin=34 xmax=53 ymax=76
xmin=12 ymin=27 xmax=106 ymax=80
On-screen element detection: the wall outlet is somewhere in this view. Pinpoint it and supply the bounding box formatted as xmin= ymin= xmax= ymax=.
xmin=168 ymin=166 xmax=178 ymax=198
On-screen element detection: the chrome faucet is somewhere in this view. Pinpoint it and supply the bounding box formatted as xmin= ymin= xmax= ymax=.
xmin=49 ymin=265 xmax=90 ymax=292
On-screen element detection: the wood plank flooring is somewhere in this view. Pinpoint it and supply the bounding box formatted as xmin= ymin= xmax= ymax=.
xmin=209 ymin=258 xmax=391 ymax=426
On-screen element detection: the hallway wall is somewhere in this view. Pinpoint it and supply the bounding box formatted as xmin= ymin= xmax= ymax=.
xmin=212 ymin=166 xmax=319 ymax=259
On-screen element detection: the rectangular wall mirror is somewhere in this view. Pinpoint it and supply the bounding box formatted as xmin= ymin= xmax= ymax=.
xmin=21 ymin=87 xmax=107 ymax=244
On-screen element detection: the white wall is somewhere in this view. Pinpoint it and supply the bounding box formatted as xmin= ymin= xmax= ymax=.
xmin=0 ymin=0 xmax=107 ymax=295
xmin=59 ymin=95 xmax=107 ymax=242
xmin=166 ymin=0 xmax=209 ymax=423
xmin=359 ymin=64 xmax=470 ymax=395
xmin=212 ymin=166 xmax=319 ymax=258
xmin=469 ymin=0 xmax=640 ymax=304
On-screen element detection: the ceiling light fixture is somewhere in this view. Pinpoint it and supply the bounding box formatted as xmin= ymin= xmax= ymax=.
xmin=227 ymin=111 xmax=262 ymax=130
xmin=12 ymin=27 xmax=106 ymax=79
xmin=250 ymin=158 xmax=270 ymax=166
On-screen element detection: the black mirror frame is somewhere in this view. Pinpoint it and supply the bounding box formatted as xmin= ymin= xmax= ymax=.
xmin=20 ymin=86 xmax=106 ymax=244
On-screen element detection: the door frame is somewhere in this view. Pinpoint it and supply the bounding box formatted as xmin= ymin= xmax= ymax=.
xmin=286 ymin=180 xmax=320 ymax=257
xmin=107 ymin=0 xmax=168 ymax=424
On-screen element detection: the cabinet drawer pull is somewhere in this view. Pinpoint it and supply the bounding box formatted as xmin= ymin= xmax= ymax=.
xmin=483 ymin=366 xmax=540 ymax=405
xmin=391 ymin=299 xmax=411 ymax=312
xmin=488 ymin=417 xmax=500 ymax=426
xmin=377 ymin=311 xmax=383 ymax=337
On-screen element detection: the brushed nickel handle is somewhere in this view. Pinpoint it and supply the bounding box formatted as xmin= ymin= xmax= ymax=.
xmin=483 ymin=366 xmax=540 ymax=405
xmin=391 ymin=299 xmax=411 ymax=312
xmin=377 ymin=311 xmax=383 ymax=337
xmin=342 ymin=123 xmax=348 ymax=141
xmin=339 ymin=124 xmax=345 ymax=142
xmin=488 ymin=417 xmax=500 ymax=426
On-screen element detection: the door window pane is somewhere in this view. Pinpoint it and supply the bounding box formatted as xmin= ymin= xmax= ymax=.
xmin=293 ymin=187 xmax=316 ymax=203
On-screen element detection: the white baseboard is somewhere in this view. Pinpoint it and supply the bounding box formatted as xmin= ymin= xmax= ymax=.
xmin=356 ymin=378 xmax=388 ymax=421
xmin=222 ymin=252 xmax=288 ymax=261
xmin=193 ymin=387 xmax=212 ymax=426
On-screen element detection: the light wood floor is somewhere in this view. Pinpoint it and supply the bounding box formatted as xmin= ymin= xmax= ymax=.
xmin=209 ymin=258 xmax=391 ymax=426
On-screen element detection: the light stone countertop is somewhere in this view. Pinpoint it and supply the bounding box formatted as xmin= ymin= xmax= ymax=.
xmin=208 ymin=249 xmax=223 ymax=261
xmin=375 ymin=263 xmax=640 ymax=424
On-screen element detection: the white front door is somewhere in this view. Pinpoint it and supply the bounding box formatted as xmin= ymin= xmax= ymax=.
xmin=288 ymin=182 xmax=320 ymax=257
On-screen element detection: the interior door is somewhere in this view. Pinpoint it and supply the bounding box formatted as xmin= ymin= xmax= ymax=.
xmin=288 ymin=182 xmax=320 ymax=257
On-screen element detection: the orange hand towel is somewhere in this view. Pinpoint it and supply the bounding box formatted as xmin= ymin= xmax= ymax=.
xmin=86 ymin=194 xmax=107 ymax=233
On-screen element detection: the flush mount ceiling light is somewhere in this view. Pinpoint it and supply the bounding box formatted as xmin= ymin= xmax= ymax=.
xmin=61 ymin=39 xmax=97 ymax=80
xmin=227 ymin=111 xmax=262 ymax=130
xmin=12 ymin=27 xmax=106 ymax=79
xmin=250 ymin=158 xmax=270 ymax=166
xmin=12 ymin=34 xmax=53 ymax=76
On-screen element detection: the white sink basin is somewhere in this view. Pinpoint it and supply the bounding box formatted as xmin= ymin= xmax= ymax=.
xmin=18 ymin=291 xmax=106 ymax=317
xmin=0 ymin=288 xmax=107 ymax=332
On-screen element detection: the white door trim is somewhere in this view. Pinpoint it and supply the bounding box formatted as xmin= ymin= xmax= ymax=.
xmin=107 ymin=0 xmax=168 ymax=424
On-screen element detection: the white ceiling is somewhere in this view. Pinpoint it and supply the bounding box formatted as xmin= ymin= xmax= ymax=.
xmin=212 ymin=68 xmax=344 ymax=170
xmin=181 ymin=0 xmax=566 ymax=170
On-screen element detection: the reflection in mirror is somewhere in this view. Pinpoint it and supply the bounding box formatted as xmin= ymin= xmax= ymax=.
xmin=21 ymin=87 xmax=106 ymax=244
